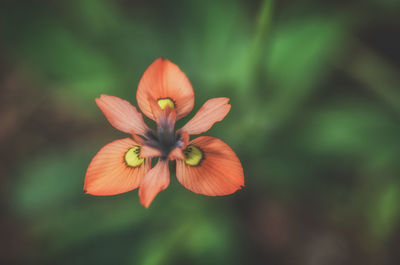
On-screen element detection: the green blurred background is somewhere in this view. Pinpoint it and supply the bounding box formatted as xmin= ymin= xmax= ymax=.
xmin=1 ymin=0 xmax=400 ymax=264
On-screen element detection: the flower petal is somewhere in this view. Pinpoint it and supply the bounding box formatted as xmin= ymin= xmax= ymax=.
xmin=96 ymin=94 xmax=149 ymax=136
xmin=141 ymin=145 xmax=162 ymax=158
xmin=178 ymin=131 xmax=190 ymax=149
xmin=137 ymin=58 xmax=195 ymax=121
xmin=149 ymin=98 xmax=177 ymax=126
xmin=168 ymin=146 xmax=185 ymax=160
xmin=84 ymin=138 xmax=150 ymax=196
xmin=176 ymin=136 xmax=244 ymax=196
xmin=138 ymin=160 xmax=170 ymax=208
xmin=180 ymin=98 xmax=231 ymax=135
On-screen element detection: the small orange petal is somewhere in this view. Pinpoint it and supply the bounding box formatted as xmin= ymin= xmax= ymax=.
xmin=180 ymin=98 xmax=231 ymax=135
xmin=141 ymin=145 xmax=162 ymax=158
xmin=132 ymin=134 xmax=145 ymax=145
xmin=138 ymin=160 xmax=170 ymax=208
xmin=168 ymin=146 xmax=184 ymax=160
xmin=84 ymin=138 xmax=150 ymax=196
xmin=149 ymin=98 xmax=177 ymax=125
xmin=179 ymin=131 xmax=190 ymax=149
xmin=137 ymin=58 xmax=195 ymax=121
xmin=176 ymin=136 xmax=244 ymax=196
xmin=96 ymin=95 xmax=149 ymax=136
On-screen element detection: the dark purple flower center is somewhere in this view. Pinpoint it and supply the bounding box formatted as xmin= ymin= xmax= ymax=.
xmin=143 ymin=115 xmax=183 ymax=160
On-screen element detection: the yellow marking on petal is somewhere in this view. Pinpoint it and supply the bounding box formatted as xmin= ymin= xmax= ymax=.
xmin=125 ymin=146 xmax=144 ymax=167
xmin=184 ymin=145 xmax=203 ymax=166
xmin=157 ymin=98 xmax=175 ymax=110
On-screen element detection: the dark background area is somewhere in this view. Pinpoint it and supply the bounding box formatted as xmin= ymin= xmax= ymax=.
xmin=1 ymin=0 xmax=400 ymax=264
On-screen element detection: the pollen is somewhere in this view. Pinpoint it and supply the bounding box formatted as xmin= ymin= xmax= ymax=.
xmin=157 ymin=98 xmax=175 ymax=110
xmin=184 ymin=145 xmax=203 ymax=166
xmin=125 ymin=146 xmax=144 ymax=167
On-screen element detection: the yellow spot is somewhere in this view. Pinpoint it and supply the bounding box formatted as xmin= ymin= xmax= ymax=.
xmin=157 ymin=98 xmax=175 ymax=110
xmin=184 ymin=145 xmax=203 ymax=166
xmin=125 ymin=146 xmax=144 ymax=167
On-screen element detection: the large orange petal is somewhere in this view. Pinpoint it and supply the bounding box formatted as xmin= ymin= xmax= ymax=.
xmin=96 ymin=94 xmax=149 ymax=136
xmin=176 ymin=136 xmax=244 ymax=196
xmin=137 ymin=58 xmax=195 ymax=121
xmin=180 ymin=98 xmax=231 ymax=135
xmin=84 ymin=138 xmax=150 ymax=196
xmin=138 ymin=160 xmax=170 ymax=208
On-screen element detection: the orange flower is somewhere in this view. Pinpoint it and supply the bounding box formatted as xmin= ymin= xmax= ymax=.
xmin=84 ymin=58 xmax=244 ymax=208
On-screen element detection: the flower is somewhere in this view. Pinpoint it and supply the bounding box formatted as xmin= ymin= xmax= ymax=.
xmin=84 ymin=58 xmax=244 ymax=208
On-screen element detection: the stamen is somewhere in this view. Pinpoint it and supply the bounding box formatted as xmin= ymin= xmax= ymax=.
xmin=183 ymin=145 xmax=203 ymax=166
xmin=157 ymin=98 xmax=175 ymax=110
xmin=125 ymin=146 xmax=144 ymax=167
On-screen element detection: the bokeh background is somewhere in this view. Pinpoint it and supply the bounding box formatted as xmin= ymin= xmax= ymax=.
xmin=1 ymin=0 xmax=400 ymax=264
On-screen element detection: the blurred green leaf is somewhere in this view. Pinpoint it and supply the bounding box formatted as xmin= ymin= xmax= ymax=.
xmin=369 ymin=184 xmax=400 ymax=240
xmin=298 ymin=100 xmax=400 ymax=160
xmin=13 ymin=149 xmax=88 ymax=215
xmin=265 ymin=15 xmax=346 ymax=127
xmin=22 ymin=24 xmax=119 ymax=99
